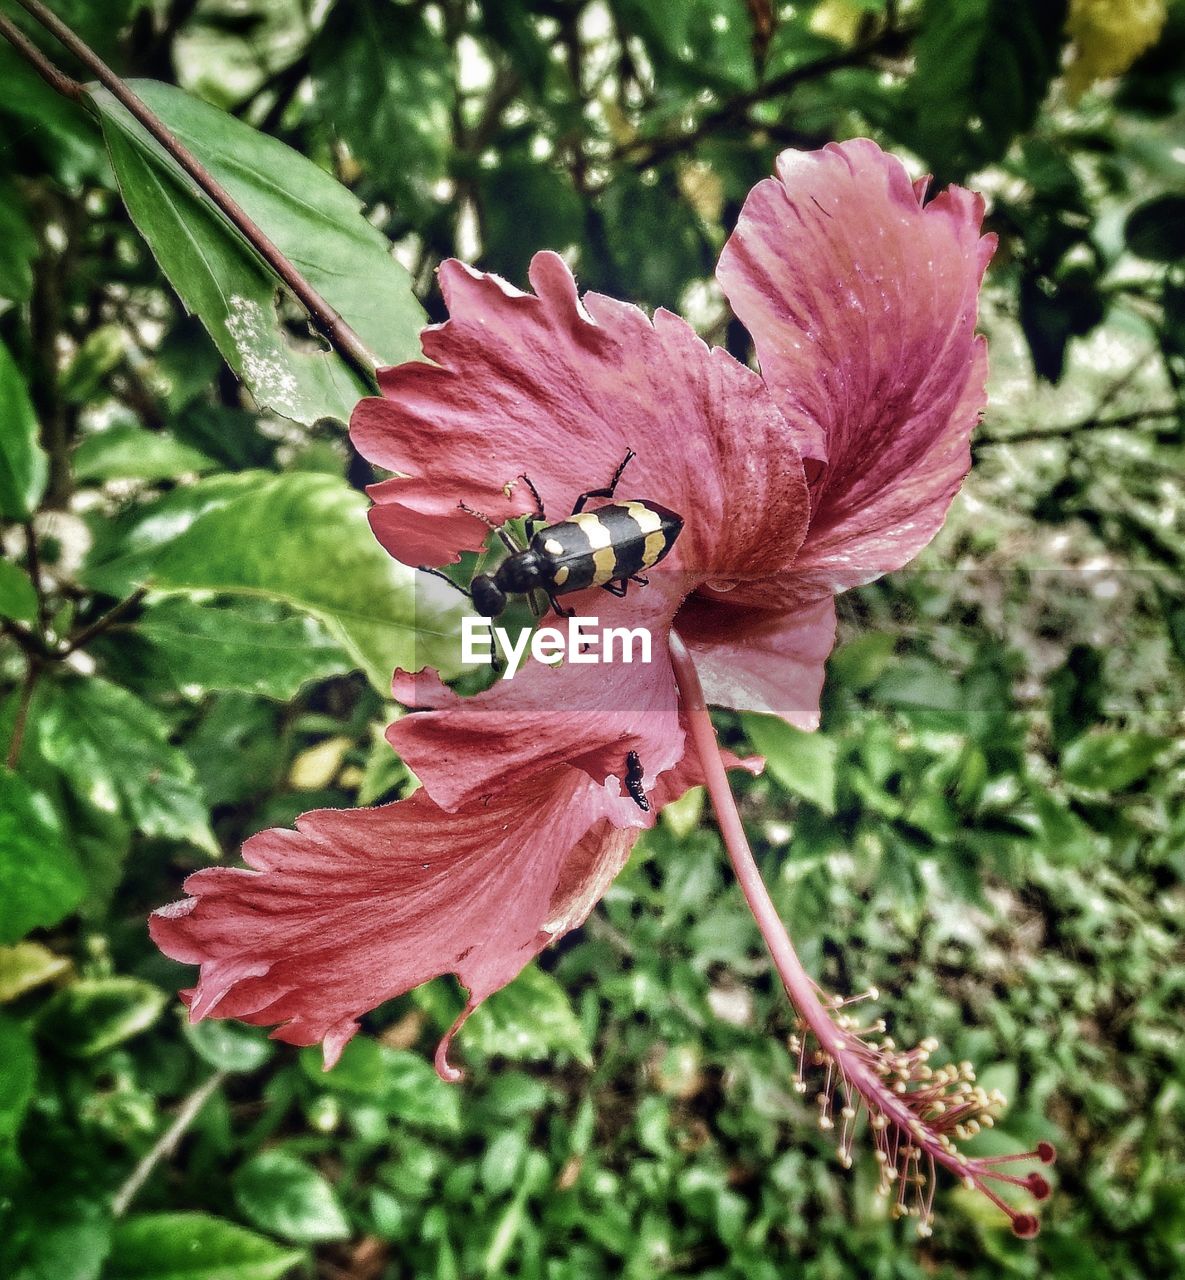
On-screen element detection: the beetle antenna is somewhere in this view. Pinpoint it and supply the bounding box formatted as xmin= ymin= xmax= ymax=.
xmin=458 ymin=500 xmax=500 ymax=531
xmin=518 ymin=473 xmax=547 ymax=520
xmin=417 ymin=565 xmax=472 ymax=600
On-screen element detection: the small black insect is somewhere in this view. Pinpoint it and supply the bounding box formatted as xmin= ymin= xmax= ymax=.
xmin=421 ymin=450 xmax=683 ymax=619
xmin=624 ymin=750 xmax=649 ymax=812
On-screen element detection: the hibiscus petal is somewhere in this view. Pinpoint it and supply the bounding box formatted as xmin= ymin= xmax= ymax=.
xmin=717 ymin=139 xmax=995 ymax=592
xmin=390 ymin=665 xmax=461 ymax=709
xmin=389 ymin=594 xmax=684 ymax=814
xmin=351 ymin=251 xmax=809 ymax=583
xmin=150 ymin=768 xmax=640 ymax=1072
xmin=675 ymin=594 xmax=837 ymax=730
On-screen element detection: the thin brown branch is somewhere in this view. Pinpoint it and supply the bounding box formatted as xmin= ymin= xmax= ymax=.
xmin=111 ymin=1070 xmax=228 ymax=1217
xmin=976 ymin=406 xmax=1180 ymax=449
xmin=615 ymin=29 xmax=906 ymax=170
xmin=6 ymin=658 xmax=42 ymax=769
xmin=60 ymin=587 xmax=148 ymax=656
xmin=0 ymin=13 xmax=83 ymax=100
xmin=22 ymin=521 xmax=49 ymax=635
xmin=9 ymin=0 xmax=381 ymax=387
xmin=27 ymin=189 xmax=80 ymax=509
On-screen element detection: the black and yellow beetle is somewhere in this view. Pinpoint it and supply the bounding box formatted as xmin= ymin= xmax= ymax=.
xmin=418 ymin=451 xmax=680 ymax=813
xmin=422 ymin=450 xmax=684 ymax=620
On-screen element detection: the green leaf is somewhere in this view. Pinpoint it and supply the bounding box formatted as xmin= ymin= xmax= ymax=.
xmin=741 ymin=714 xmax=837 ymax=814
xmin=73 ymin=425 xmax=216 ymax=482
xmin=126 ymin=597 xmax=349 ymax=700
xmin=4 ymin=1201 xmax=112 ymax=1280
xmin=1048 ymin=644 xmax=1104 ymax=748
xmin=1125 ymin=195 xmax=1185 ymax=262
xmin=0 ymin=181 xmax=38 ymax=304
xmin=1019 ymin=263 xmax=1105 ymax=383
xmin=0 ymin=559 xmax=38 ymax=624
xmin=58 ymin=325 xmax=126 ymax=404
xmin=311 ymin=0 xmax=453 ymax=221
xmin=106 ymin=1213 xmax=302 ymax=1280
xmin=0 ymin=770 xmax=86 ymax=944
xmin=907 ymin=0 xmax=1068 ymax=175
xmin=609 ymin=0 xmax=756 ymax=93
xmin=357 ymin=728 xmax=411 ymax=805
xmin=873 ymin=658 xmax=966 ymax=730
xmin=478 ymin=153 xmax=584 ymax=285
xmin=30 ymin=677 xmax=217 ymax=855
xmin=0 ymin=44 xmax=101 ymax=184
xmin=464 ymin=966 xmax=593 ymax=1067
xmin=232 ymin=1151 xmax=350 ymax=1244
xmin=184 ymin=1019 xmax=275 ymax=1073
xmin=303 ymin=1039 xmax=462 ymax=1132
xmin=0 ymin=338 xmax=48 ymax=521
xmin=828 ymin=633 xmax=895 ymax=692
xmin=39 ymin=977 xmax=167 ymax=1057
xmin=0 ymin=942 xmax=71 ymax=1003
xmin=660 ymin=785 xmax=704 ymax=838
xmin=93 ymin=80 xmax=425 ymax=424
xmin=82 ymin=471 xmax=459 ymax=693
xmin=0 ymin=1015 xmax=35 ymax=1148
xmin=1061 ymin=731 xmax=1169 ymax=792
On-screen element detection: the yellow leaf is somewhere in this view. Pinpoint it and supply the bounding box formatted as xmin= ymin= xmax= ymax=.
xmin=809 ymin=0 xmax=869 ymax=47
xmin=1066 ymin=0 xmax=1167 ymax=97
xmin=289 ymin=736 xmax=352 ymax=790
xmin=0 ymin=942 xmax=72 ymax=1003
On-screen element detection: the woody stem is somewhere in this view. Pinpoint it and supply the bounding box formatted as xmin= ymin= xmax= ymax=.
xmin=3 ymin=0 xmax=381 ymax=386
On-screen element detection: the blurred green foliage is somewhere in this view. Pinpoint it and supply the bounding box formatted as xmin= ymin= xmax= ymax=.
xmin=1 ymin=0 xmax=1183 ymax=1277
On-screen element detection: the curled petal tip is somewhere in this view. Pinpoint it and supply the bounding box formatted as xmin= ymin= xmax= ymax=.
xmin=434 ymin=1048 xmax=465 ymax=1085
xmin=434 ymin=1000 xmax=478 ymax=1084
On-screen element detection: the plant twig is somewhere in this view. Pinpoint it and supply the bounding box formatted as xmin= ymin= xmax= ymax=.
xmin=60 ymin=587 xmax=148 ymax=656
xmin=6 ymin=658 xmax=42 ymax=769
xmin=22 ymin=520 xmax=49 ymax=635
xmin=976 ymin=406 xmax=1179 ymax=449
xmin=0 ymin=13 xmax=83 ymax=99
xmin=615 ymin=30 xmax=904 ymax=170
xmin=111 ymin=1069 xmax=228 ymax=1217
xmin=8 ymin=0 xmax=382 ymax=386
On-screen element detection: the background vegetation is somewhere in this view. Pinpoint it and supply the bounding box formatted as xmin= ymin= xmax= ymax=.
xmin=1 ymin=0 xmax=1183 ymax=1276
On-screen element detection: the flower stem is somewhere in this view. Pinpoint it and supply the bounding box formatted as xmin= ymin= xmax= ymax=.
xmin=669 ymin=632 xmax=832 ymax=1038
xmin=5 ymin=0 xmax=381 ymax=387
xmin=667 ymin=629 xmax=1052 ymax=1236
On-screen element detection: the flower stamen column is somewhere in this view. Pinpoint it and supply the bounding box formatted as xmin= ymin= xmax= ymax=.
xmin=668 ymin=631 xmax=1054 ymax=1237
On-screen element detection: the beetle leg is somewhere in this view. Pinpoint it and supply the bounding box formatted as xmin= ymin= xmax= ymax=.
xmin=601 ymin=580 xmax=628 ymax=598
xmin=546 ymin=593 xmax=573 ymax=618
xmin=629 ymin=572 xmax=649 ymax=586
xmin=572 ymin=448 xmax=636 ymax=513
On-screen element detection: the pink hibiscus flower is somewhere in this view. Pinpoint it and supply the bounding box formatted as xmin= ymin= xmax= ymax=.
xmin=152 ymin=140 xmax=1053 ymax=1235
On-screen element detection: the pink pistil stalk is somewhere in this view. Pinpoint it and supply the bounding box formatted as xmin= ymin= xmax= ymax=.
xmin=668 ymin=631 xmax=1055 ymax=1238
